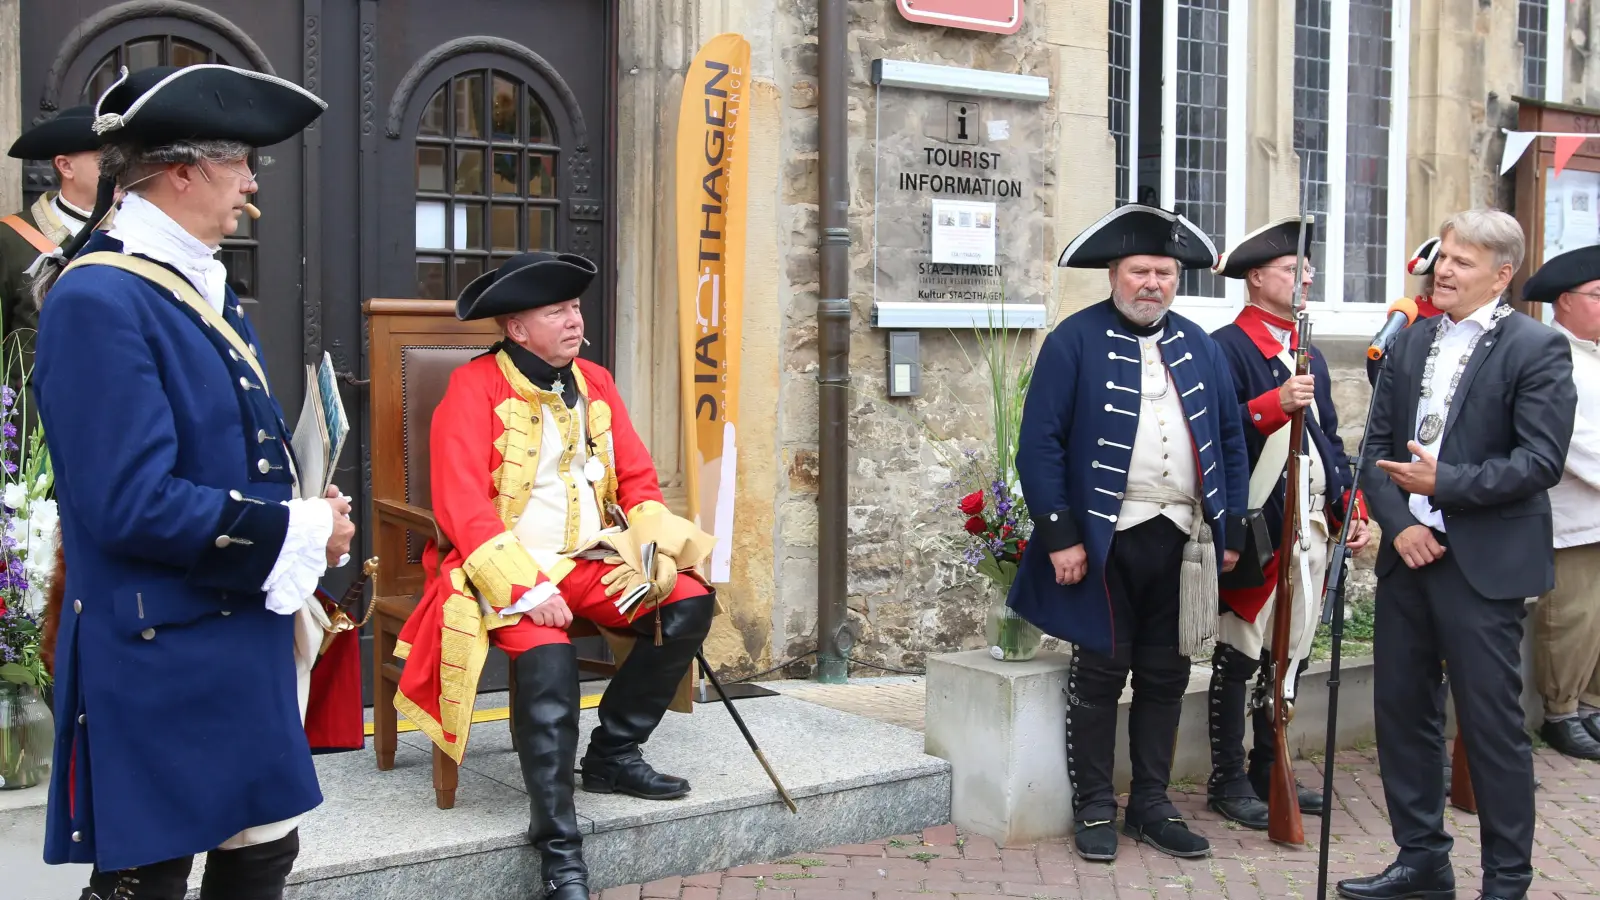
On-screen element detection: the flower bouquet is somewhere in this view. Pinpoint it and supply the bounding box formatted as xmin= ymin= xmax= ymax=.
xmin=0 ymin=332 xmax=57 ymax=789
xmin=942 ymin=313 xmax=1042 ymax=661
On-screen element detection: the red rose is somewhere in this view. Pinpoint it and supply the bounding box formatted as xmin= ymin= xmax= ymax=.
xmin=958 ymin=491 xmax=984 ymax=515
xmin=1017 ymin=539 xmax=1028 ymax=554
xmin=1001 ymin=525 xmax=1013 ymax=536
xmin=964 ymin=516 xmax=986 ymax=535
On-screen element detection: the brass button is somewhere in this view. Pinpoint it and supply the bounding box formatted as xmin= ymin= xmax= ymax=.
xmin=73 ymin=599 xmax=82 ymax=614
xmin=527 ymin=448 xmax=536 ymax=456
xmin=258 ymin=459 xmax=271 ymax=474
xmin=140 ymin=628 xmax=155 ymax=640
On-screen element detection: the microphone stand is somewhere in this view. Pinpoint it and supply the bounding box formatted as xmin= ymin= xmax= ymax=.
xmin=1314 ymin=350 xmax=1388 ymax=900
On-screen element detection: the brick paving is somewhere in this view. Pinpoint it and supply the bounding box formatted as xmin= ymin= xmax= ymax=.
xmin=603 ymin=748 xmax=1600 ymax=900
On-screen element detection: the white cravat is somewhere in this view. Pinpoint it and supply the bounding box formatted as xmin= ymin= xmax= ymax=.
xmin=1408 ymin=300 xmax=1504 ymax=532
xmin=107 ymin=192 xmax=229 ymax=312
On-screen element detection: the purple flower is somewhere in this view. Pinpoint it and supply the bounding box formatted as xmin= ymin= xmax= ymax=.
xmin=1 ymin=460 xmax=15 ymax=476
xmin=0 ymin=386 xmax=14 ymax=410
xmin=963 ymin=448 xmax=978 ymax=459
xmin=997 ymin=500 xmax=1012 ymax=515
xmin=2 ymin=423 xmax=15 ymax=440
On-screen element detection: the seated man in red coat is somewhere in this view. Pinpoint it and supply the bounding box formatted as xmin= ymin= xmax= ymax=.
xmin=394 ymin=251 xmax=718 ymax=900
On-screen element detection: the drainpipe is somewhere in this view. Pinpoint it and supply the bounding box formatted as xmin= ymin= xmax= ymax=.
xmin=815 ymin=0 xmax=852 ymax=683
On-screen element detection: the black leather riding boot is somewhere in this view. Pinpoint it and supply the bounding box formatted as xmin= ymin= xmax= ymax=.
xmin=1249 ymin=653 xmax=1324 ymax=815
xmin=512 ymin=642 xmax=588 ymax=900
xmin=1207 ymin=642 xmax=1268 ymax=829
xmin=83 ymin=856 xmax=194 ymax=900
xmin=581 ymin=592 xmax=716 ymax=800
xmin=199 ymin=830 xmax=300 ymax=900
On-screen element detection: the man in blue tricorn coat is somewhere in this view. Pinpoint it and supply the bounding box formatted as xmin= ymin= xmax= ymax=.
xmin=30 ymin=63 xmax=352 ymax=899
xmin=1009 ymin=204 xmax=1250 ymax=863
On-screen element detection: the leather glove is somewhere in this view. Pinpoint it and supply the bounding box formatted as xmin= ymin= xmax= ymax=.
xmin=599 ymin=549 xmax=678 ymax=602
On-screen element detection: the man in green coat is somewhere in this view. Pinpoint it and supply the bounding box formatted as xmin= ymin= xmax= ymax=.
xmin=2 ymin=105 xmax=106 ymax=349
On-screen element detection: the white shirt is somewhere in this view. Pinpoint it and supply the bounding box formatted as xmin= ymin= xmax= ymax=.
xmin=1261 ymin=318 xmax=1329 ymax=508
xmin=1550 ymin=320 xmax=1600 ymax=548
xmin=1408 ymin=299 xmax=1504 ymax=532
xmin=50 ymin=194 xmax=91 ymax=238
xmin=1117 ymin=330 xmax=1201 ymax=532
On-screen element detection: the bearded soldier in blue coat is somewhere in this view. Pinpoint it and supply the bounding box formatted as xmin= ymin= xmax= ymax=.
xmin=1009 ymin=205 xmax=1250 ymax=862
xmin=1203 ymin=218 xmax=1371 ymax=831
xmin=31 ymin=64 xmax=352 ymax=900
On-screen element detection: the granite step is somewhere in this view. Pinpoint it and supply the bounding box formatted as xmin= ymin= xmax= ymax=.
xmin=3 ymin=693 xmax=951 ymax=900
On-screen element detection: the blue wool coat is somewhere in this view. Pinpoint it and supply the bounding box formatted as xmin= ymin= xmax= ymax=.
xmin=33 ymin=233 xmax=319 ymax=871
xmin=1007 ymin=300 xmax=1250 ymax=657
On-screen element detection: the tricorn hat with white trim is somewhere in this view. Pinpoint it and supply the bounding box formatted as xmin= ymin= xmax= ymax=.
xmin=8 ymin=106 xmax=102 ymax=160
xmin=1407 ymin=237 xmax=1441 ymax=277
xmin=1057 ymin=204 xmax=1217 ymax=270
xmin=456 ymin=252 xmax=599 ymax=321
xmin=91 ymin=64 xmax=326 ymax=148
xmin=1213 ymin=216 xmax=1316 ymax=278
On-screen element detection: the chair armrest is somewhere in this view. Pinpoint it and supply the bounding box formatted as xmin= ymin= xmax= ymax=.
xmin=374 ymin=498 xmax=437 ymax=534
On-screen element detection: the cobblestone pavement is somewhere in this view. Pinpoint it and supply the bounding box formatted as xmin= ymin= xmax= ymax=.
xmin=603 ymin=748 xmax=1600 ymax=900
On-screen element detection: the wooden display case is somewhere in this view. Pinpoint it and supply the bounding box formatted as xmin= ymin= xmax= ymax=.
xmin=1510 ymin=97 xmax=1600 ymax=319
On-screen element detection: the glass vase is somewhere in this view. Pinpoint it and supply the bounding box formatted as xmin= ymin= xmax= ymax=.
xmin=985 ymin=593 xmax=1041 ymax=661
xmin=0 ymin=682 xmax=53 ymax=790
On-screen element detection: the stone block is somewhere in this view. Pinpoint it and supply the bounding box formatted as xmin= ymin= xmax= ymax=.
xmin=924 ymin=650 xmax=1075 ymax=846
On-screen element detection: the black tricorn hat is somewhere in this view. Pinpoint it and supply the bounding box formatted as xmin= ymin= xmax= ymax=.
xmin=91 ymin=64 xmax=326 ymax=148
xmin=8 ymin=105 xmax=102 ymax=160
xmin=456 ymin=251 xmax=599 ymax=321
xmin=1058 ymin=204 xmax=1217 ymax=270
xmin=1407 ymin=237 xmax=1441 ymax=277
xmin=1214 ymin=216 xmax=1315 ymax=278
xmin=1523 ymin=244 xmax=1600 ymax=303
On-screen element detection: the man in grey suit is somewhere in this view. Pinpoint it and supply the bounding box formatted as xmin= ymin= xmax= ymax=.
xmin=1338 ymin=209 xmax=1576 ymax=900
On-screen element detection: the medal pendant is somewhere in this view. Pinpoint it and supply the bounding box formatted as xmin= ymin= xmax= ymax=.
xmin=584 ymin=456 xmax=604 ymax=483
xmin=1417 ymin=413 xmax=1443 ymax=445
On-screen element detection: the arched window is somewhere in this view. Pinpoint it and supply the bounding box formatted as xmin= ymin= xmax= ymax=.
xmin=78 ymin=37 xmax=257 ymax=304
xmin=412 ymin=69 xmax=561 ymax=300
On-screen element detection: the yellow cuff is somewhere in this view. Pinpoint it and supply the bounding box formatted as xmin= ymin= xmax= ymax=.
xmin=462 ymin=533 xmax=548 ymax=609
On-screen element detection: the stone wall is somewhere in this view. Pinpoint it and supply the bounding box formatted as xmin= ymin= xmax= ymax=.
xmin=768 ymin=0 xmax=1109 ymax=673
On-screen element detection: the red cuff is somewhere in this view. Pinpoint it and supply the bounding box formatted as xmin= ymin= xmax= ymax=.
xmin=1329 ymin=488 xmax=1368 ymax=531
xmin=1247 ymin=389 xmax=1291 ymax=436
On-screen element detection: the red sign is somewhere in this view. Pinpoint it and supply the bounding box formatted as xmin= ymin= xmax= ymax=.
xmin=895 ymin=0 xmax=1024 ymax=35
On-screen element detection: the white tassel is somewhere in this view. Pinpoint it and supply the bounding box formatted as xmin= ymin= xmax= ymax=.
xmin=1178 ymin=521 xmax=1218 ymax=658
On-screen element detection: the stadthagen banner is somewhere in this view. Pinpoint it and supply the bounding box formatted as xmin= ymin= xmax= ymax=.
xmin=676 ymin=32 xmax=749 ymax=584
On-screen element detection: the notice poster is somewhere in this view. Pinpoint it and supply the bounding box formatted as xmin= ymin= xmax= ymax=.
xmin=1544 ymin=168 xmax=1600 ymax=262
xmin=930 ymin=198 xmax=996 ymax=265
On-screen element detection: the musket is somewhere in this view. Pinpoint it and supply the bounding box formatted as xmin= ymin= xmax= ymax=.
xmin=1267 ymin=200 xmax=1315 ymax=848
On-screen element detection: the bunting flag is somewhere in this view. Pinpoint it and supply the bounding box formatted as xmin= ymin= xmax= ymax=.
xmin=1555 ymin=136 xmax=1588 ymax=176
xmin=1500 ymin=127 xmax=1599 ymax=175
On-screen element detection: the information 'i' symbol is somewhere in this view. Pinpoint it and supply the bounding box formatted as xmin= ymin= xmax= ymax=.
xmin=955 ymin=105 xmax=970 ymax=142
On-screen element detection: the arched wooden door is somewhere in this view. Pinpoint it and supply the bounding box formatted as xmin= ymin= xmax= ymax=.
xmin=21 ymin=1 xmax=312 ymax=427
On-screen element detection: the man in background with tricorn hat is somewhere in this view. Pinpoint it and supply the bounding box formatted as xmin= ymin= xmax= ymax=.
xmin=1366 ymin=237 xmax=1444 ymax=387
xmin=1203 ymin=217 xmax=1371 ymax=831
xmin=31 ymin=63 xmax=353 ymax=899
xmin=1 ymin=105 xmax=109 ymax=352
xmin=1520 ymin=244 xmax=1600 ymax=762
xmin=396 ymin=250 xmax=719 ymax=900
xmin=1010 ymin=204 xmax=1250 ymax=862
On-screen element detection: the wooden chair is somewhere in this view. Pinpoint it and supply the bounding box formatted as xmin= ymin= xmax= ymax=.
xmin=364 ymin=299 xmax=618 ymax=809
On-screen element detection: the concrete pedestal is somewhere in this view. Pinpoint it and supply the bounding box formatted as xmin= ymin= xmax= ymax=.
xmin=924 ymin=650 xmax=1073 ymax=846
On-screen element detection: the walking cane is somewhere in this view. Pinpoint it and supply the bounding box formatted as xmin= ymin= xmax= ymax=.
xmin=696 ymin=651 xmax=799 ymax=813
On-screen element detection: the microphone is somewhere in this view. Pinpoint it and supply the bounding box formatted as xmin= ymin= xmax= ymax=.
xmin=1366 ymin=297 xmax=1419 ymax=360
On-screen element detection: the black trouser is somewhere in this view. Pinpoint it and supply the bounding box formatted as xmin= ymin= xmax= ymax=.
xmin=1067 ymin=516 xmax=1192 ymax=825
xmin=81 ymin=830 xmax=299 ymax=900
xmin=1374 ymin=531 xmax=1533 ymax=899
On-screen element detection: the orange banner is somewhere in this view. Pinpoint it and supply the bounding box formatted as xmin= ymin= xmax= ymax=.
xmin=1555 ymin=135 xmax=1589 ymax=177
xmin=676 ymin=33 xmax=750 ymax=585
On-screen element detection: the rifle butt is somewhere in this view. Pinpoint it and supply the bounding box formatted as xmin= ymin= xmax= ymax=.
xmin=1267 ymin=723 xmax=1306 ymax=845
xmin=1449 ymin=732 xmax=1477 ymax=813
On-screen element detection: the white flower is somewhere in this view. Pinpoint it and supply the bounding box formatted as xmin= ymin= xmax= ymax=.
xmin=33 ymin=473 xmax=47 ymax=492
xmin=3 ymin=482 xmax=25 ymax=510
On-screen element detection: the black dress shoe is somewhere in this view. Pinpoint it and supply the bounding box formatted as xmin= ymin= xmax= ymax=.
xmin=1298 ymin=783 xmax=1325 ymax=816
xmin=1581 ymin=711 xmax=1600 ymax=743
xmin=1335 ymin=861 xmax=1455 ymax=900
xmin=580 ymin=747 xmax=691 ymax=799
xmin=1073 ymin=819 xmax=1118 ymax=861
xmin=1208 ymin=794 xmax=1268 ymax=829
xmin=1540 ymin=718 xmax=1600 ymax=761
xmin=1123 ymin=816 xmax=1210 ymax=859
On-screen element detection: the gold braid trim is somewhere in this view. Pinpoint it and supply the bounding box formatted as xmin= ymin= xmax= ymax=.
xmin=461 ymin=533 xmax=543 ymax=626
xmin=490 ymin=396 xmax=537 ymax=526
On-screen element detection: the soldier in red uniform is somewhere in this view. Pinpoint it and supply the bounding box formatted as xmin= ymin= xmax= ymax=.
xmin=1367 ymin=238 xmax=1444 ymax=386
xmin=394 ymin=251 xmax=718 ymax=900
